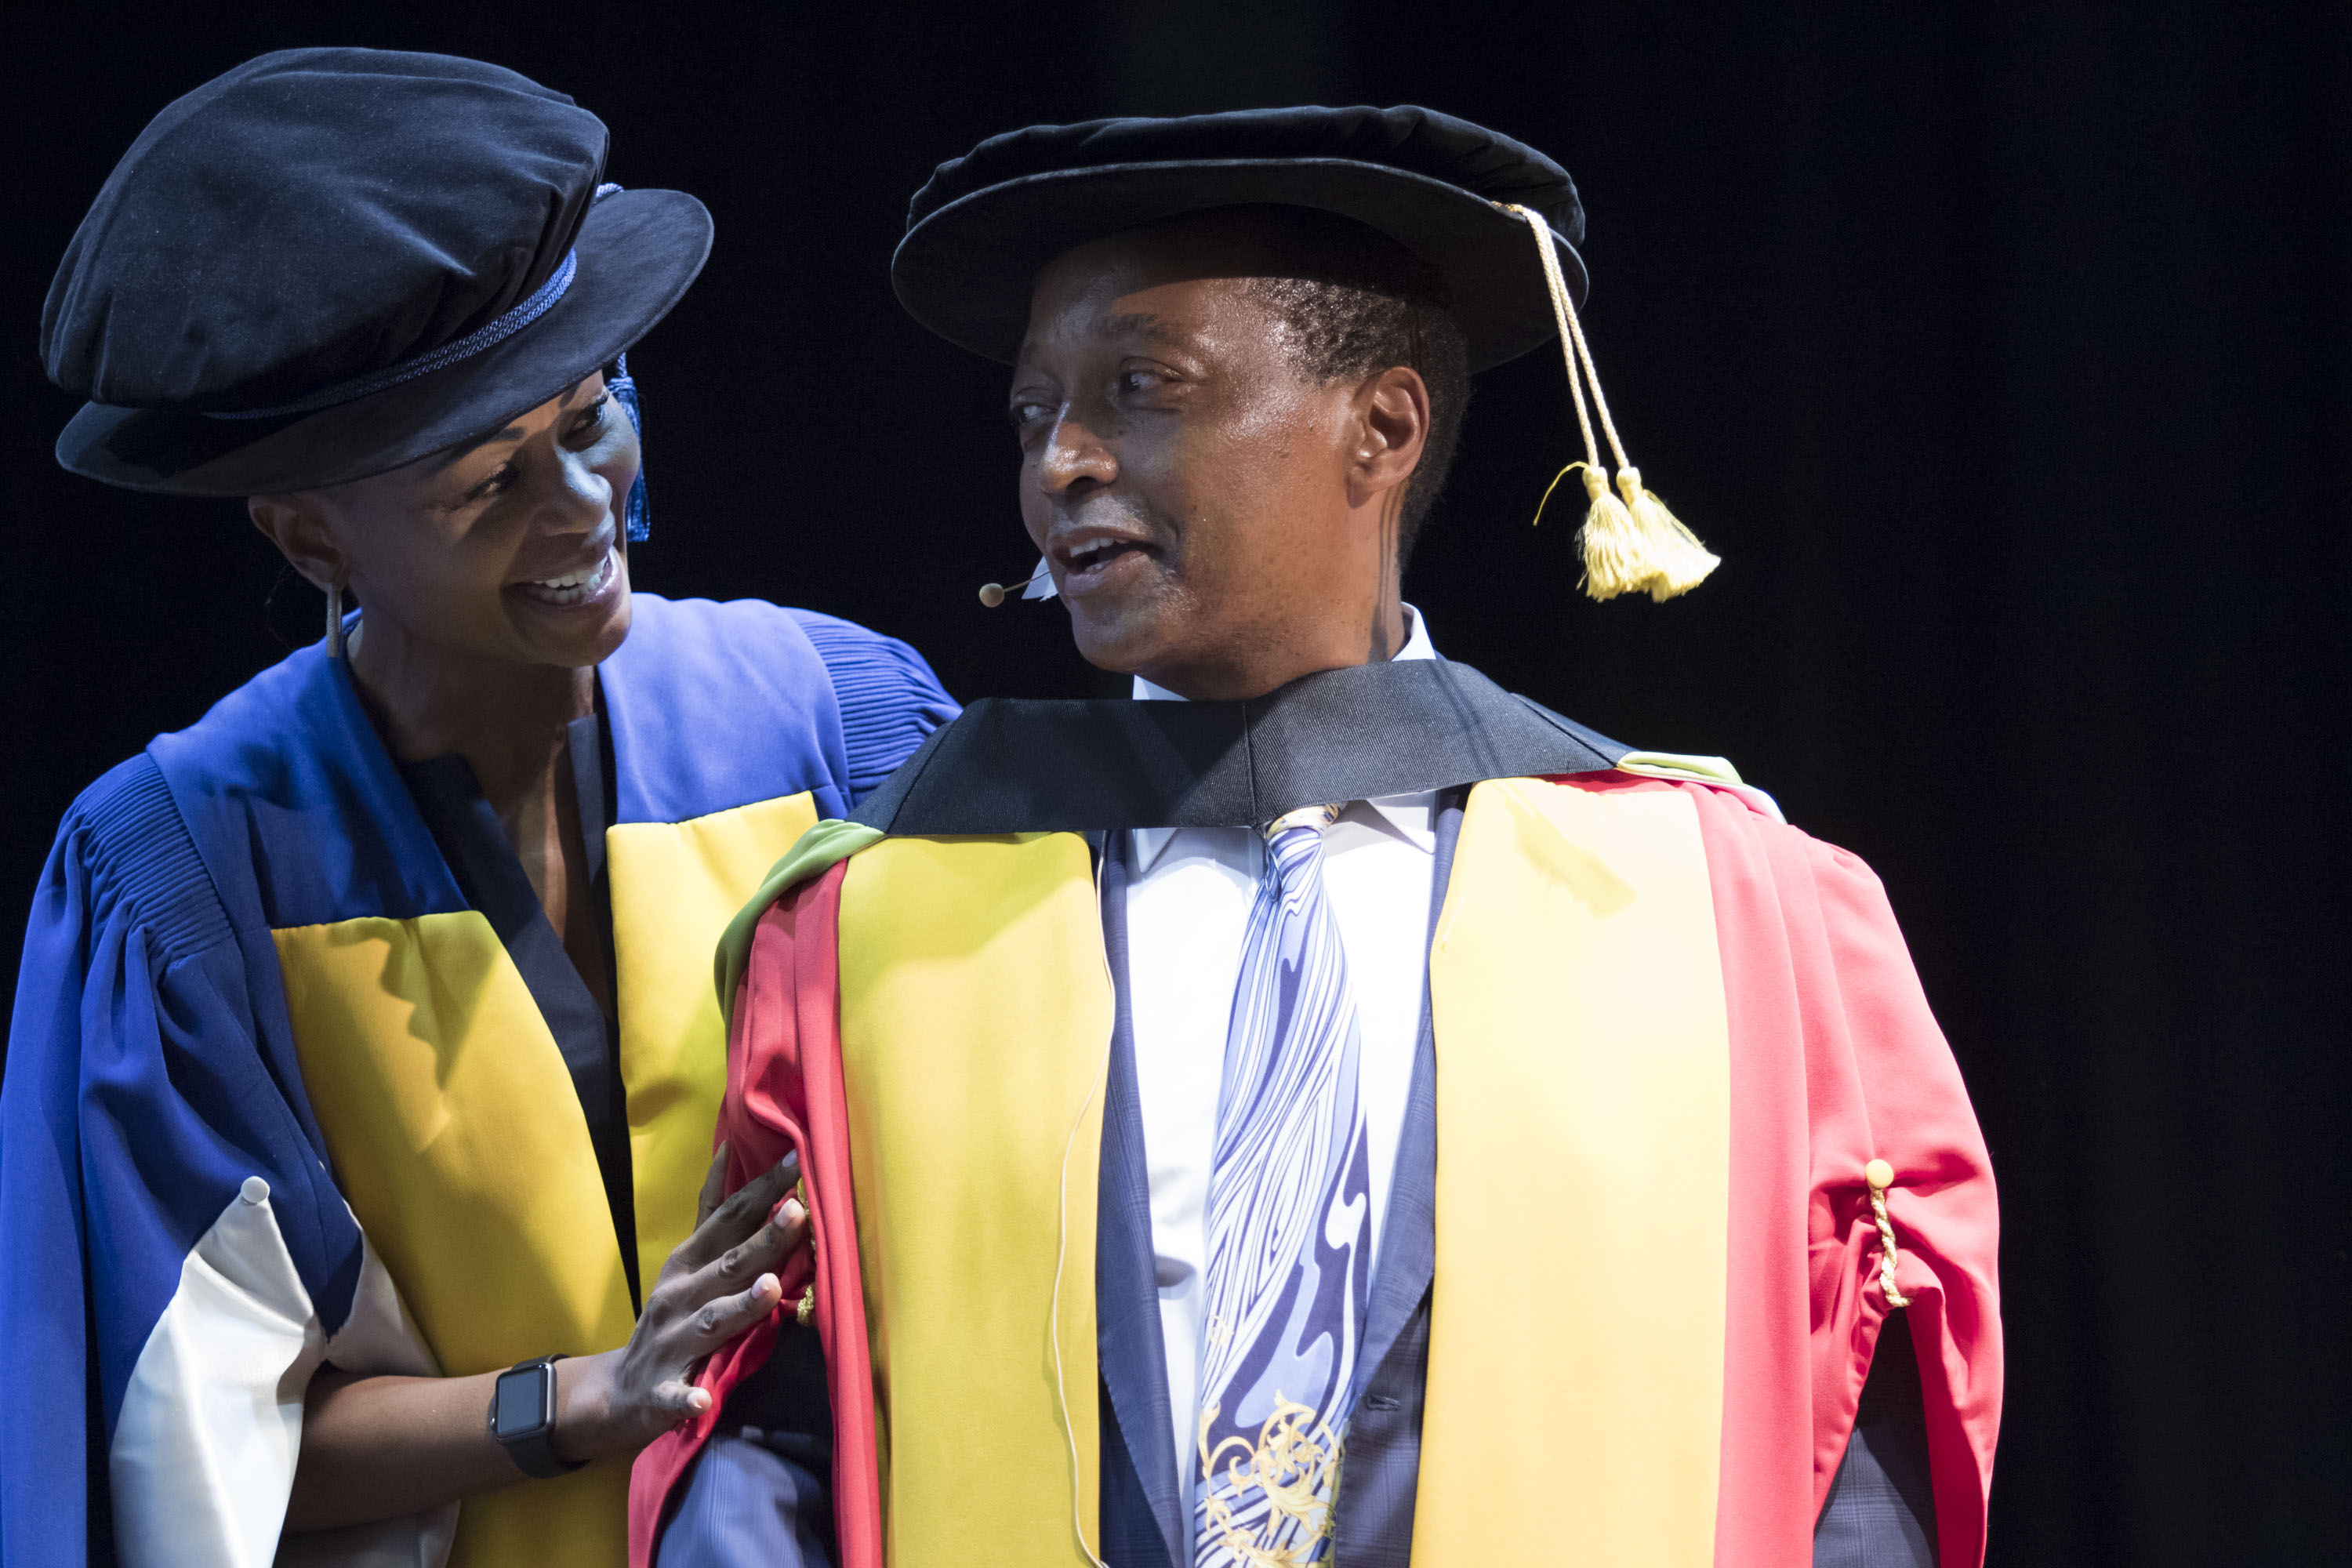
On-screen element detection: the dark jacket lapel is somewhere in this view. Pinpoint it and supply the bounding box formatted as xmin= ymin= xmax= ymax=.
xmin=1095 ymin=837 xmax=1185 ymax=1568
xmin=1330 ymin=789 xmax=1463 ymax=1565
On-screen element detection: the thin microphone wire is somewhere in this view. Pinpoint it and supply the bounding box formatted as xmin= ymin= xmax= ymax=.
xmin=1050 ymin=1020 xmax=1115 ymax=1568
xmin=1050 ymin=850 xmax=1117 ymax=1568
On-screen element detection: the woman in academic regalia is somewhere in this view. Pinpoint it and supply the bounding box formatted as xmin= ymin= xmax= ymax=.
xmin=0 ymin=49 xmax=946 ymax=1568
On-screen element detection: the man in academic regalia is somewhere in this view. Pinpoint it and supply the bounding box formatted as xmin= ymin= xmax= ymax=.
xmin=634 ymin=108 xmax=2002 ymax=1568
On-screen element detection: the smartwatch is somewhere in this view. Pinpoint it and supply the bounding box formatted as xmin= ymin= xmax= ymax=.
xmin=488 ymin=1355 xmax=585 ymax=1479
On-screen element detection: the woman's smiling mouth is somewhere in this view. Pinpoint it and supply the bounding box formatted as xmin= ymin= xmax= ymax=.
xmin=511 ymin=543 xmax=620 ymax=608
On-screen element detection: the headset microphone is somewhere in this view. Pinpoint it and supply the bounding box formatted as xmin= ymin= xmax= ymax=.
xmin=979 ymin=556 xmax=1056 ymax=607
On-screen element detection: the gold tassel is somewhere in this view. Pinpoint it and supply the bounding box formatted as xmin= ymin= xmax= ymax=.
xmin=1530 ymin=461 xmax=1653 ymax=601
xmin=1612 ymin=466 xmax=1720 ymax=602
xmin=1570 ymin=464 xmax=1650 ymax=600
xmin=1500 ymin=202 xmax=1720 ymax=602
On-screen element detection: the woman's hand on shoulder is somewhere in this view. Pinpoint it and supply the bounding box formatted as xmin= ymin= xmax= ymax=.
xmin=554 ymin=1149 xmax=808 ymax=1461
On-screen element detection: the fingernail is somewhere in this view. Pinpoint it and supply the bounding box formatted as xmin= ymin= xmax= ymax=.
xmin=690 ymin=1389 xmax=712 ymax=1413
xmin=759 ymin=1272 xmax=779 ymax=1298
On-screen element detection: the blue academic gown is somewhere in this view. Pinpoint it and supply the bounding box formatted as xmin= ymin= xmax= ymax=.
xmin=0 ymin=593 xmax=954 ymax=1568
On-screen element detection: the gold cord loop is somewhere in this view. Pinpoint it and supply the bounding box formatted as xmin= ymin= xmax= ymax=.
xmin=1563 ymin=297 xmax=1633 ymax=473
xmin=1505 ymin=203 xmax=1603 ymax=475
xmin=1864 ymin=1159 xmax=1914 ymax=1309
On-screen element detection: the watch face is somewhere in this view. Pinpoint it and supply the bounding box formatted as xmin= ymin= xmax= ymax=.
xmin=495 ymin=1368 xmax=545 ymax=1436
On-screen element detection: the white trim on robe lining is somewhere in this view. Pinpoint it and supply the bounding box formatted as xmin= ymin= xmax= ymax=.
xmin=111 ymin=1177 xmax=457 ymax=1568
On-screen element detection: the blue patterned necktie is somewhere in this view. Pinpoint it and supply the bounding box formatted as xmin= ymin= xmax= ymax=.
xmin=1193 ymin=804 xmax=1374 ymax=1566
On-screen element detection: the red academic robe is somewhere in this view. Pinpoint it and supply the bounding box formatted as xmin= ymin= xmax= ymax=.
xmin=632 ymin=773 xmax=2001 ymax=1568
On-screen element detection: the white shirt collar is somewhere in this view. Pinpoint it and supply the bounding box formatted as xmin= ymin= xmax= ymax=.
xmin=1131 ymin=606 xmax=1441 ymax=871
xmin=1131 ymin=603 xmax=1437 ymax=702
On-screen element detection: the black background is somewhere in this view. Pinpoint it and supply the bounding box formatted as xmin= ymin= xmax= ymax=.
xmin=6 ymin=4 xmax=2347 ymax=1562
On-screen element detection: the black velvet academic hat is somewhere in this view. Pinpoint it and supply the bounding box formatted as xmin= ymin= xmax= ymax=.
xmin=892 ymin=105 xmax=1585 ymax=373
xmin=44 ymin=48 xmax=712 ymax=496
xmin=909 ymin=106 xmax=1726 ymax=605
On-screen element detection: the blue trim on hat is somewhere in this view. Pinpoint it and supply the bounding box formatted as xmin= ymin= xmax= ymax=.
xmin=206 ymin=249 xmax=580 ymax=422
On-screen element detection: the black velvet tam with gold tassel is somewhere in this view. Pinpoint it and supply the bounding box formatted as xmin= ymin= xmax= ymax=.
xmin=895 ymin=103 xmax=1718 ymax=603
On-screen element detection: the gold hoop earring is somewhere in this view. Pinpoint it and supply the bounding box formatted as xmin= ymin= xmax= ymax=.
xmin=325 ymin=579 xmax=348 ymax=661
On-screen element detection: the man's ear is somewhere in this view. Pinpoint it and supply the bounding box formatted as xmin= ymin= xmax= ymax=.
xmin=248 ymin=493 xmax=347 ymax=593
xmin=1345 ymin=365 xmax=1432 ymax=512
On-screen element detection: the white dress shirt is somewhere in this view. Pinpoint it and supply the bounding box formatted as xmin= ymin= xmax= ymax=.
xmin=1124 ymin=607 xmax=1440 ymax=1491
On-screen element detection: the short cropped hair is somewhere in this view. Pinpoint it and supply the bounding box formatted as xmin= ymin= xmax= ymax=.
xmin=1234 ymin=208 xmax=1472 ymax=563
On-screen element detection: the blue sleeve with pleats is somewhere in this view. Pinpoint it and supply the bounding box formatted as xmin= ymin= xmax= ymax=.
xmin=788 ymin=609 xmax=960 ymax=808
xmin=0 ymin=755 xmax=361 ymax=1567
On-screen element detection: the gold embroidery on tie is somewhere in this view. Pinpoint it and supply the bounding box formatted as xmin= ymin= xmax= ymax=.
xmin=1197 ymin=1395 xmax=1344 ymax=1566
xmin=1864 ymin=1159 xmax=1913 ymax=1308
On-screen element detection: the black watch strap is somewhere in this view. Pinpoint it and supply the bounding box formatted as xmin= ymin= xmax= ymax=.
xmin=488 ymin=1355 xmax=586 ymax=1479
